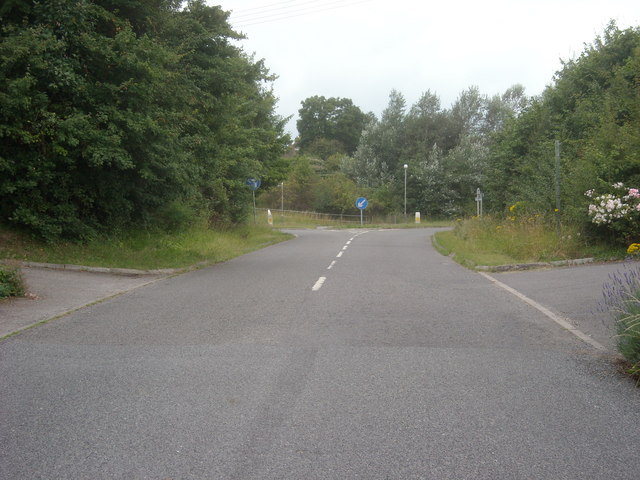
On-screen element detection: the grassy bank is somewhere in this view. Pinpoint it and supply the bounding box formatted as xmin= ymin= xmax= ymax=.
xmin=0 ymin=223 xmax=293 ymax=271
xmin=433 ymin=216 xmax=624 ymax=269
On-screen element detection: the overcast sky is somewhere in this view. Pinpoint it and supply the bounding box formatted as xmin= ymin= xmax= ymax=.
xmin=210 ymin=0 xmax=639 ymax=137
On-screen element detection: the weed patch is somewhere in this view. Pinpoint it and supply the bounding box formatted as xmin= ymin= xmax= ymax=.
xmin=434 ymin=216 xmax=624 ymax=268
xmin=0 ymin=265 xmax=24 ymax=298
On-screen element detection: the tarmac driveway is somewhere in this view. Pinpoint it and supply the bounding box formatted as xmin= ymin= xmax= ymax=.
xmin=488 ymin=260 xmax=638 ymax=352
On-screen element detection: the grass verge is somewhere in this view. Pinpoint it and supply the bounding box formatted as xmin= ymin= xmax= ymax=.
xmin=0 ymin=223 xmax=293 ymax=271
xmin=433 ymin=216 xmax=624 ymax=269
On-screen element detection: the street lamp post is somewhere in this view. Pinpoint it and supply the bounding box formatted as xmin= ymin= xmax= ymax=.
xmin=404 ymin=164 xmax=408 ymax=218
xmin=280 ymin=182 xmax=284 ymax=223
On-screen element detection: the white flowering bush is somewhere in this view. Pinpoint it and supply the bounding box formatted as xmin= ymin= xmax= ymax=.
xmin=586 ymin=183 xmax=640 ymax=242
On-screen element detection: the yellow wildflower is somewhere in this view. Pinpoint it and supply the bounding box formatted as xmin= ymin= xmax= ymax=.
xmin=627 ymin=243 xmax=640 ymax=255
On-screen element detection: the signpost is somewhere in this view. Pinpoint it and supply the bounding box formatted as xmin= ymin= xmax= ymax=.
xmin=356 ymin=197 xmax=368 ymax=225
xmin=475 ymin=188 xmax=484 ymax=218
xmin=246 ymin=178 xmax=261 ymax=223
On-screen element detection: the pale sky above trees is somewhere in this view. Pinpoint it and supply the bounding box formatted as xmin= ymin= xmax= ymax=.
xmin=213 ymin=0 xmax=639 ymax=135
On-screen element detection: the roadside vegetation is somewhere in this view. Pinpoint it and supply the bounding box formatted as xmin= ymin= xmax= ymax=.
xmin=434 ymin=215 xmax=623 ymax=269
xmin=0 ymin=223 xmax=292 ymax=271
xmin=0 ymin=265 xmax=24 ymax=299
xmin=602 ymin=261 xmax=640 ymax=383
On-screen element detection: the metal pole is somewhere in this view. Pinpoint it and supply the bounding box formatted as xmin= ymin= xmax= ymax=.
xmin=252 ymin=190 xmax=256 ymax=224
xmin=404 ymin=164 xmax=408 ymax=218
xmin=280 ymin=182 xmax=284 ymax=223
xmin=555 ymin=140 xmax=561 ymax=236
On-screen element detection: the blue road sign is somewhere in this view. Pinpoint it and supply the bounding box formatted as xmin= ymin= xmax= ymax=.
xmin=245 ymin=178 xmax=261 ymax=191
xmin=356 ymin=197 xmax=368 ymax=210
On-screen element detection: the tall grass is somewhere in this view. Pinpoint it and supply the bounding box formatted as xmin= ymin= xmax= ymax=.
xmin=0 ymin=223 xmax=293 ymax=270
xmin=434 ymin=215 xmax=622 ymax=268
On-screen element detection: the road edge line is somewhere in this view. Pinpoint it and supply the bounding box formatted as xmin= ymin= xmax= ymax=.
xmin=478 ymin=272 xmax=607 ymax=351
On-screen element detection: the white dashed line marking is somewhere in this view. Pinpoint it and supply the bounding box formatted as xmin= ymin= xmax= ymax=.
xmin=314 ymin=231 xmax=369 ymax=292
xmin=312 ymin=276 xmax=326 ymax=291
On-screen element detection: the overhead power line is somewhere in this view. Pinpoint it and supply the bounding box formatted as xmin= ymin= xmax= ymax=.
xmin=230 ymin=0 xmax=374 ymax=27
xmin=232 ymin=0 xmax=330 ymax=19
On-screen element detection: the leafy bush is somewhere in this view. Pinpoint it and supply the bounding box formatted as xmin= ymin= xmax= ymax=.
xmin=0 ymin=265 xmax=24 ymax=298
xmin=602 ymin=264 xmax=640 ymax=379
xmin=585 ymin=183 xmax=640 ymax=243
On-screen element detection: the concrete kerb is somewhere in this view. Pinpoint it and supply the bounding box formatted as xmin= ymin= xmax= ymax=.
xmin=0 ymin=259 xmax=191 ymax=276
xmin=474 ymin=258 xmax=595 ymax=272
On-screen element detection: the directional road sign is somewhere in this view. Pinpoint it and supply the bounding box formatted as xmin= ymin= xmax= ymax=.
xmin=245 ymin=178 xmax=261 ymax=191
xmin=356 ymin=197 xmax=368 ymax=210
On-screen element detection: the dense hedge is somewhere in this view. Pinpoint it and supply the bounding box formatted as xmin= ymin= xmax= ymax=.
xmin=0 ymin=0 xmax=289 ymax=241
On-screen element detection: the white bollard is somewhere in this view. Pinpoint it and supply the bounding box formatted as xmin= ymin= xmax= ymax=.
xmin=267 ymin=209 xmax=273 ymax=226
xmin=415 ymin=212 xmax=421 ymax=224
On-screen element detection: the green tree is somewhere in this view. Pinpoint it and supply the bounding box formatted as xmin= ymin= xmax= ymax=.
xmin=349 ymin=90 xmax=406 ymax=189
xmin=313 ymin=173 xmax=359 ymax=214
xmin=0 ymin=0 xmax=289 ymax=239
xmin=297 ymin=95 xmax=368 ymax=156
xmin=485 ymin=22 xmax=640 ymax=223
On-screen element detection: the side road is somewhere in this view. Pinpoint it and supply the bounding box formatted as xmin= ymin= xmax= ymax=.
xmin=0 ymin=266 xmax=167 ymax=338
xmin=488 ymin=260 xmax=633 ymax=352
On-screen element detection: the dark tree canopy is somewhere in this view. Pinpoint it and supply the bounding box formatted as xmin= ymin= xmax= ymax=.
xmin=0 ymin=0 xmax=289 ymax=240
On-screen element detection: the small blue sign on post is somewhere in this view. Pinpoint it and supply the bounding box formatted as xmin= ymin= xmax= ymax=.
xmin=245 ymin=178 xmax=261 ymax=191
xmin=246 ymin=178 xmax=261 ymax=223
xmin=355 ymin=197 xmax=368 ymax=225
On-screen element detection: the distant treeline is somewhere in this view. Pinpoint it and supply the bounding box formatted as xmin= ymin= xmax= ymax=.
xmin=265 ymin=22 xmax=640 ymax=232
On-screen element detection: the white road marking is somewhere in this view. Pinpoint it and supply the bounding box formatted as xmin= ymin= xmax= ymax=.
xmin=316 ymin=231 xmax=370 ymax=291
xmin=479 ymin=272 xmax=606 ymax=351
xmin=312 ymin=276 xmax=326 ymax=291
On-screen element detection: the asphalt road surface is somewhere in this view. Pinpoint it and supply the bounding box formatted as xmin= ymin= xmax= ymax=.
xmin=1 ymin=228 xmax=639 ymax=479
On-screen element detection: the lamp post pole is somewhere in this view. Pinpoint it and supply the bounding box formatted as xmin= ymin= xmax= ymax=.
xmin=280 ymin=182 xmax=284 ymax=223
xmin=404 ymin=164 xmax=408 ymax=218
